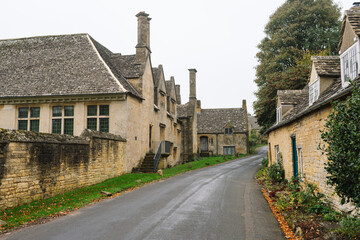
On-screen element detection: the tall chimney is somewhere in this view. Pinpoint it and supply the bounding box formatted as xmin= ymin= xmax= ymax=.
xmin=189 ymin=68 xmax=197 ymax=101
xmin=135 ymin=11 xmax=151 ymax=63
xmin=175 ymin=85 xmax=181 ymax=104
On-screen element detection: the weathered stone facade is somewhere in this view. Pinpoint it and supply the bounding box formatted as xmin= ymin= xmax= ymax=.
xmin=0 ymin=129 xmax=126 ymax=209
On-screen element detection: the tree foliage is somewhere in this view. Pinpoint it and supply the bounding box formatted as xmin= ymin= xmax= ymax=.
xmin=320 ymin=83 xmax=360 ymax=207
xmin=254 ymin=0 xmax=341 ymax=131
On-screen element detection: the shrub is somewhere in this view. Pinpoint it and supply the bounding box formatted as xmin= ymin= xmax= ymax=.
xmin=337 ymin=216 xmax=360 ymax=238
xmin=268 ymin=164 xmax=285 ymax=183
xmin=321 ymin=82 xmax=360 ymax=207
xmin=261 ymin=157 xmax=269 ymax=167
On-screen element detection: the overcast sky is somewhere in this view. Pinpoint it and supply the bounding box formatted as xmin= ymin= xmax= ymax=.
xmin=0 ymin=0 xmax=356 ymax=114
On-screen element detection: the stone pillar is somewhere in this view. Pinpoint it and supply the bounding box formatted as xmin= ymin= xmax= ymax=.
xmin=135 ymin=11 xmax=151 ymax=63
xmin=189 ymin=69 xmax=197 ymax=101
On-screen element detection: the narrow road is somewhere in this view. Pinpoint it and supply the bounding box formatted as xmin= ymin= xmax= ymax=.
xmin=1 ymin=146 xmax=284 ymax=240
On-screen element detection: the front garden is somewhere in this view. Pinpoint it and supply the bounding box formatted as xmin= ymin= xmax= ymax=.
xmin=257 ymin=159 xmax=360 ymax=240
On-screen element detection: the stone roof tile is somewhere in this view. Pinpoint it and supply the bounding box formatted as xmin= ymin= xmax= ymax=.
xmin=0 ymin=34 xmax=129 ymax=98
xmin=311 ymin=56 xmax=341 ymax=77
xmin=197 ymin=108 xmax=247 ymax=134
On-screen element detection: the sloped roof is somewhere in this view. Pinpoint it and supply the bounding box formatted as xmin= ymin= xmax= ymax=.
xmin=0 ymin=33 xmax=142 ymax=98
xmin=345 ymin=6 xmax=360 ymax=36
xmin=177 ymin=103 xmax=190 ymax=118
xmin=267 ymin=78 xmax=344 ymax=133
xmin=197 ymin=108 xmax=247 ymax=134
xmin=248 ymin=115 xmax=260 ymax=130
xmin=277 ymin=89 xmax=306 ymax=106
xmin=339 ymin=6 xmax=360 ymax=49
xmin=109 ymin=54 xmax=142 ymax=79
xmin=312 ymin=56 xmax=341 ymax=77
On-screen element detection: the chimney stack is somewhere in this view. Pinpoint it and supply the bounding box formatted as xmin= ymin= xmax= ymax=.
xmin=189 ymin=68 xmax=197 ymax=101
xmin=136 ymin=11 xmax=151 ymax=63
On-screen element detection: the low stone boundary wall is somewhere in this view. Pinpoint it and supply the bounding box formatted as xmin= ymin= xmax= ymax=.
xmin=0 ymin=129 xmax=126 ymax=209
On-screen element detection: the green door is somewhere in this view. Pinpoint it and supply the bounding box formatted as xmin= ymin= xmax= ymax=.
xmin=291 ymin=136 xmax=298 ymax=178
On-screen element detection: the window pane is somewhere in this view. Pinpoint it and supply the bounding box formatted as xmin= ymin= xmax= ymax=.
xmin=52 ymin=119 xmax=61 ymax=134
xmin=18 ymin=120 xmax=28 ymax=130
xmin=87 ymin=105 xmax=97 ymax=116
xmin=30 ymin=107 xmax=40 ymax=118
xmin=87 ymin=118 xmax=97 ymax=130
xmin=64 ymin=119 xmax=74 ymax=135
xmin=18 ymin=108 xmax=28 ymax=118
xmin=99 ymin=118 xmax=109 ymax=132
xmin=53 ymin=106 xmax=62 ymax=117
xmin=30 ymin=120 xmax=39 ymax=132
xmin=64 ymin=106 xmax=74 ymax=117
xmin=99 ymin=105 xmax=109 ymax=116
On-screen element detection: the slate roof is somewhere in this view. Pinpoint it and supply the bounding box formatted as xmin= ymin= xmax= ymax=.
xmin=339 ymin=6 xmax=360 ymax=49
xmin=177 ymin=103 xmax=191 ymax=118
xmin=278 ymin=89 xmax=306 ymax=105
xmin=0 ymin=33 xmax=142 ymax=98
xmin=248 ymin=115 xmax=260 ymax=130
xmin=197 ymin=108 xmax=247 ymax=134
xmin=312 ymin=56 xmax=341 ymax=77
xmin=109 ymin=54 xmax=142 ymax=79
xmin=267 ymin=78 xmax=345 ymax=133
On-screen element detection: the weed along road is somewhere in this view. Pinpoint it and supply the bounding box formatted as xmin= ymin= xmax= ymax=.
xmin=1 ymin=146 xmax=284 ymax=240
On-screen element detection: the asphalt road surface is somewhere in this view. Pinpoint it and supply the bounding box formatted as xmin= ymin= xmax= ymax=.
xmin=1 ymin=146 xmax=284 ymax=240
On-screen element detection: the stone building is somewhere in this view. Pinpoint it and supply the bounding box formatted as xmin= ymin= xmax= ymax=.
xmin=266 ymin=4 xmax=360 ymax=211
xmin=196 ymin=100 xmax=249 ymax=156
xmin=0 ymin=12 xmax=191 ymax=172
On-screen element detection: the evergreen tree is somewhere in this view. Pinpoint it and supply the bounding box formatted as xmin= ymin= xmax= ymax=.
xmin=254 ymin=0 xmax=341 ymax=131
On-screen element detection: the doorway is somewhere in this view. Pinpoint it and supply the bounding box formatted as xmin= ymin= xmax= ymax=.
xmin=291 ymin=136 xmax=298 ymax=178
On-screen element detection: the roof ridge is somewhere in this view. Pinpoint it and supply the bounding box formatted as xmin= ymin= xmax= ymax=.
xmin=0 ymin=33 xmax=89 ymax=42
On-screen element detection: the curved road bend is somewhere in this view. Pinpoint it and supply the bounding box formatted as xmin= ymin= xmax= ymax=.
xmin=1 ymin=146 xmax=284 ymax=240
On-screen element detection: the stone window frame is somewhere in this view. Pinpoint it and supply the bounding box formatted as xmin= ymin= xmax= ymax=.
xmin=224 ymin=128 xmax=233 ymax=135
xmin=86 ymin=104 xmax=110 ymax=133
xmin=340 ymin=41 xmax=359 ymax=88
xmin=276 ymin=107 xmax=282 ymax=124
xmin=51 ymin=105 xmax=75 ymax=135
xmin=17 ymin=106 xmax=40 ymax=132
xmin=309 ymin=77 xmax=320 ymax=106
xmin=223 ymin=146 xmax=235 ymax=155
xmin=275 ymin=145 xmax=280 ymax=164
xmin=297 ymin=146 xmax=304 ymax=180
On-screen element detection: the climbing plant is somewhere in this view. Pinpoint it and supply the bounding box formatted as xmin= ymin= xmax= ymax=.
xmin=320 ymin=82 xmax=360 ymax=207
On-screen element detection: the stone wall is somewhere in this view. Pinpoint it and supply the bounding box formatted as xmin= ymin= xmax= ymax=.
xmin=268 ymin=105 xmax=354 ymax=212
xmin=0 ymin=129 xmax=126 ymax=209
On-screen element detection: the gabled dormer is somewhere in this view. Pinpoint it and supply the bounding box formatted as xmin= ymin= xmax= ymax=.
xmin=339 ymin=4 xmax=360 ymax=88
xmin=152 ymin=65 xmax=167 ymax=110
xmin=276 ymin=89 xmax=307 ymax=124
xmin=165 ymin=76 xmax=177 ymax=117
xmin=309 ymin=56 xmax=340 ymax=106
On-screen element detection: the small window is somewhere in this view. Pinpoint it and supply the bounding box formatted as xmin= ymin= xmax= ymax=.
xmin=276 ymin=107 xmax=282 ymax=124
xmin=275 ymin=145 xmax=280 ymax=164
xmin=224 ymin=128 xmax=233 ymax=135
xmin=86 ymin=104 xmax=109 ymax=132
xmin=341 ymin=43 xmax=359 ymax=86
xmin=223 ymin=146 xmax=235 ymax=155
xmin=309 ymin=78 xmax=320 ymax=106
xmin=18 ymin=107 xmax=40 ymax=132
xmin=298 ymin=147 xmax=304 ymax=179
xmin=52 ymin=106 xmax=74 ymax=135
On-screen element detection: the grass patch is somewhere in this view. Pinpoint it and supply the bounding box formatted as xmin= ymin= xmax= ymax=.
xmin=0 ymin=153 xmax=247 ymax=232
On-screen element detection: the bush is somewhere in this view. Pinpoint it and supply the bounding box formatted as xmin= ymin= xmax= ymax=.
xmin=261 ymin=157 xmax=269 ymax=167
xmin=268 ymin=164 xmax=285 ymax=183
xmin=337 ymin=216 xmax=360 ymax=238
xmin=321 ymin=82 xmax=360 ymax=207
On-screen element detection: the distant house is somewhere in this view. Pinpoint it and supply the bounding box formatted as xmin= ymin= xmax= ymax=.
xmin=0 ymin=12 xmax=189 ymax=172
xmin=197 ymin=100 xmax=249 ymax=156
xmin=266 ymin=4 xmax=360 ymax=212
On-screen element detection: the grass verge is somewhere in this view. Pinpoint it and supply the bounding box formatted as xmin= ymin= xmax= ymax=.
xmin=0 ymin=153 xmax=247 ymax=232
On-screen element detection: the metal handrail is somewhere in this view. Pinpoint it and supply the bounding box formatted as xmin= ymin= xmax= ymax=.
xmin=153 ymin=141 xmax=163 ymax=172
